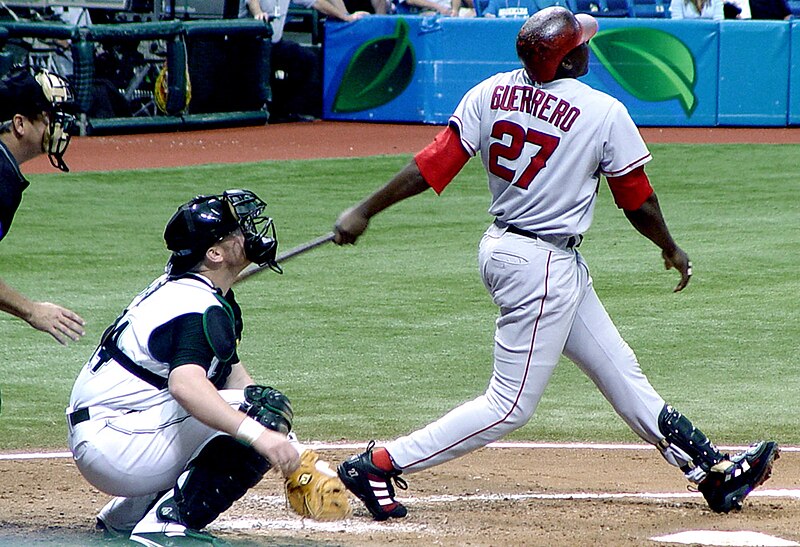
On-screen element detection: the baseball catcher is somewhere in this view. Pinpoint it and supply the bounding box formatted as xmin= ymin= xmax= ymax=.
xmin=285 ymin=445 xmax=352 ymax=521
xmin=67 ymin=189 xmax=310 ymax=546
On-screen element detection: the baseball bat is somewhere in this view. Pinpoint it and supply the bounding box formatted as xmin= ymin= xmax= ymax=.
xmin=235 ymin=232 xmax=335 ymax=284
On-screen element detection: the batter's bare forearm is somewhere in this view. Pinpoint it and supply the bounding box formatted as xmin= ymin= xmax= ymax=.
xmin=334 ymin=161 xmax=430 ymax=245
xmin=624 ymin=193 xmax=679 ymax=253
xmin=625 ymin=193 xmax=692 ymax=291
xmin=358 ymin=161 xmax=430 ymax=218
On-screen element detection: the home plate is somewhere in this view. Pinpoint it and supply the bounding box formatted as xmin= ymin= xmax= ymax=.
xmin=651 ymin=531 xmax=799 ymax=546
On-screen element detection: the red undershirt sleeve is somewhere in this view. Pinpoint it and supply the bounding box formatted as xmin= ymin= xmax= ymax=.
xmin=414 ymin=126 xmax=472 ymax=195
xmin=606 ymin=166 xmax=654 ymax=211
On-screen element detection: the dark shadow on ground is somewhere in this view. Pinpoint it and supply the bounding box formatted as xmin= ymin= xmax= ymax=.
xmin=0 ymin=525 xmax=344 ymax=546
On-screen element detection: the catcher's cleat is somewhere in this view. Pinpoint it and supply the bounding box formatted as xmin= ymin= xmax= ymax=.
xmin=95 ymin=517 xmax=132 ymax=539
xmin=697 ymin=440 xmax=780 ymax=513
xmin=129 ymin=522 xmax=229 ymax=547
xmin=337 ymin=441 xmax=408 ymax=521
xmin=130 ymin=497 xmax=230 ymax=547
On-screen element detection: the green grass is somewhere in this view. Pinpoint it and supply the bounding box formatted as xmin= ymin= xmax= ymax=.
xmin=0 ymin=143 xmax=798 ymax=450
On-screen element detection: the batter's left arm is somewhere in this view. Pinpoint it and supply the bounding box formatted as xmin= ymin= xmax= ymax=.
xmin=623 ymin=193 xmax=692 ymax=293
xmin=334 ymin=127 xmax=470 ymax=245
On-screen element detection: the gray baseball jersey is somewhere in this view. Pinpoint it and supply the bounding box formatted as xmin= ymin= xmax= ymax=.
xmin=450 ymin=68 xmax=651 ymax=237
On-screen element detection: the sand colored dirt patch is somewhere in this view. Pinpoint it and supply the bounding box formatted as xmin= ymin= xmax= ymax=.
xmin=0 ymin=446 xmax=798 ymax=546
xmin=24 ymin=123 xmax=800 ymax=175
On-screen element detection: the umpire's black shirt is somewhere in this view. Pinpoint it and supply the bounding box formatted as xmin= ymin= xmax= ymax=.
xmin=0 ymin=139 xmax=30 ymax=243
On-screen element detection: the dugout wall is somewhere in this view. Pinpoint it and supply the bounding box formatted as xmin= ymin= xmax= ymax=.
xmin=0 ymin=19 xmax=272 ymax=135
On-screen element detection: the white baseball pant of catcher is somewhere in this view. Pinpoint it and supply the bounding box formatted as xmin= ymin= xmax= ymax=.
xmin=67 ymin=389 xmax=247 ymax=530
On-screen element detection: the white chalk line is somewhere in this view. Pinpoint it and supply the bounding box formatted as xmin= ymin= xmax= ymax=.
xmin=652 ymin=531 xmax=800 ymax=547
xmin=230 ymin=489 xmax=800 ymax=507
xmin=2 ymin=441 xmax=799 ymax=460
xmin=209 ymin=490 xmax=800 ymax=540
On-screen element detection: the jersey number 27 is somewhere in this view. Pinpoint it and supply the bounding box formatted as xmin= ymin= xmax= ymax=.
xmin=488 ymin=120 xmax=560 ymax=190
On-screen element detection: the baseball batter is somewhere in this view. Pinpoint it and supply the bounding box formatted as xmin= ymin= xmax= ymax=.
xmin=333 ymin=7 xmax=778 ymax=520
xmin=67 ymin=190 xmax=300 ymax=546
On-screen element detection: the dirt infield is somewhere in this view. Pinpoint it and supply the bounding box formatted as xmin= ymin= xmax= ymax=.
xmin=0 ymin=446 xmax=798 ymax=546
xmin=7 ymin=122 xmax=800 ymax=546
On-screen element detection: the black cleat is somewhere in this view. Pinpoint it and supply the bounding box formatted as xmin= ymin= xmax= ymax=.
xmin=698 ymin=441 xmax=780 ymax=513
xmin=337 ymin=441 xmax=408 ymax=521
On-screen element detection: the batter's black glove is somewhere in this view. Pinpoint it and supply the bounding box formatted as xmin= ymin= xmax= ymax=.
xmin=239 ymin=385 xmax=293 ymax=434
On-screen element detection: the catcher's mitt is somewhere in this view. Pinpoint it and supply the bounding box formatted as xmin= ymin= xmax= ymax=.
xmin=285 ymin=449 xmax=352 ymax=521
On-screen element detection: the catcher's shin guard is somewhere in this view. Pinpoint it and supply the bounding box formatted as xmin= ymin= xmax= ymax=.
xmin=698 ymin=441 xmax=780 ymax=513
xmin=657 ymin=404 xmax=724 ymax=475
xmin=161 ymin=435 xmax=271 ymax=530
xmin=337 ymin=441 xmax=408 ymax=521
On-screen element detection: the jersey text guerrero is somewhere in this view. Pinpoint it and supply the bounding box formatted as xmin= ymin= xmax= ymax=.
xmin=490 ymin=84 xmax=581 ymax=132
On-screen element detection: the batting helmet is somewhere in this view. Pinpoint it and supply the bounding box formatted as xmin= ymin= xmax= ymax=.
xmin=515 ymin=7 xmax=598 ymax=84
xmin=164 ymin=190 xmax=278 ymax=275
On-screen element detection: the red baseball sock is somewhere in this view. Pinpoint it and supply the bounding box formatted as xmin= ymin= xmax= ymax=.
xmin=371 ymin=447 xmax=395 ymax=472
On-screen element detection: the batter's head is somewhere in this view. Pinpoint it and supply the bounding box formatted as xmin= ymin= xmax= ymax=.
xmin=516 ymin=7 xmax=598 ymax=84
xmin=164 ymin=189 xmax=279 ymax=275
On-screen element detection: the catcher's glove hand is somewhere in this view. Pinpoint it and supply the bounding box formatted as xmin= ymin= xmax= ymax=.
xmin=240 ymin=385 xmax=293 ymax=434
xmin=285 ymin=449 xmax=352 ymax=521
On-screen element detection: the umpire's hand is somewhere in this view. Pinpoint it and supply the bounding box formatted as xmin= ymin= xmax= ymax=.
xmin=334 ymin=206 xmax=369 ymax=245
xmin=28 ymin=301 xmax=86 ymax=345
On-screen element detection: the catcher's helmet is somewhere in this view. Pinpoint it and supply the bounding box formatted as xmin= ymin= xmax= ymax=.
xmin=164 ymin=189 xmax=279 ymax=275
xmin=516 ymin=7 xmax=598 ymax=84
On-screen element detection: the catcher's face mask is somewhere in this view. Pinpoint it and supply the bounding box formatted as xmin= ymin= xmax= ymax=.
xmin=224 ymin=189 xmax=280 ymax=273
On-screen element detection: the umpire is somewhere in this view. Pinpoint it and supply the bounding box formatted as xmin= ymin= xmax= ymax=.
xmin=67 ymin=189 xmax=300 ymax=546
xmin=0 ymin=66 xmax=84 ymax=347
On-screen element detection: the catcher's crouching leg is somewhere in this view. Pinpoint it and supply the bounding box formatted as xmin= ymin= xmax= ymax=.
xmin=130 ymin=436 xmax=270 ymax=544
xmin=166 ymin=436 xmax=271 ymax=529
